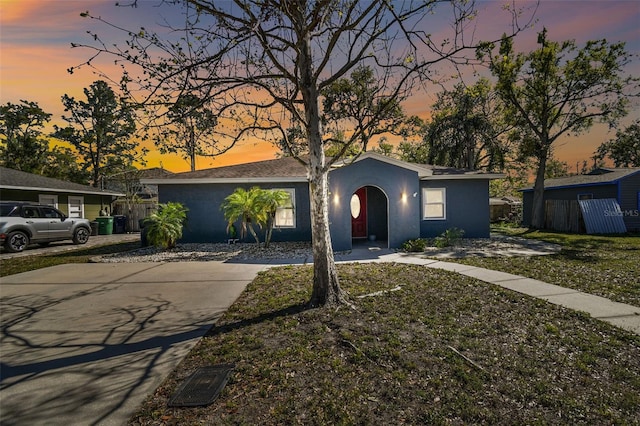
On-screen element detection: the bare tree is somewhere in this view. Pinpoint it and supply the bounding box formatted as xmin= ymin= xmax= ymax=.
xmin=72 ymin=0 xmax=532 ymax=306
xmin=480 ymin=29 xmax=637 ymax=229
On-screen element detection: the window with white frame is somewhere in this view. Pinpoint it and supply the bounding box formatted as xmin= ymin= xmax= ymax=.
xmin=274 ymin=188 xmax=295 ymax=228
xmin=38 ymin=194 xmax=58 ymax=208
xmin=422 ymin=188 xmax=446 ymax=220
xmin=68 ymin=196 xmax=85 ymax=218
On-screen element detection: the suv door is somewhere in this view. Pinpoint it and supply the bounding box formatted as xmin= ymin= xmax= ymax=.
xmin=21 ymin=206 xmax=50 ymax=241
xmin=40 ymin=207 xmax=72 ymax=239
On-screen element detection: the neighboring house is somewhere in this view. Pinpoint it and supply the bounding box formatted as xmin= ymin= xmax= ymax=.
xmin=520 ymin=167 xmax=640 ymax=232
xmin=0 ymin=167 xmax=124 ymax=220
xmin=104 ymin=167 xmax=175 ymax=200
xmin=489 ymin=196 xmax=522 ymax=222
xmin=104 ymin=168 xmax=175 ymax=232
xmin=142 ymin=152 xmax=503 ymax=251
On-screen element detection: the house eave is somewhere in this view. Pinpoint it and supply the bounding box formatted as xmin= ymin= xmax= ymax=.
xmin=0 ymin=184 xmax=125 ymax=197
xmin=519 ymin=180 xmax=618 ymax=192
xmin=141 ymin=177 xmax=309 ymax=185
xmin=421 ymin=173 xmax=505 ymax=181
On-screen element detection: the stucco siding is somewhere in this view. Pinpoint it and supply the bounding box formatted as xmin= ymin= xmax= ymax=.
xmin=159 ymin=182 xmax=312 ymax=243
xmin=329 ymin=158 xmax=420 ymax=250
xmin=420 ymin=179 xmax=490 ymax=238
xmin=619 ymin=173 xmax=640 ymax=231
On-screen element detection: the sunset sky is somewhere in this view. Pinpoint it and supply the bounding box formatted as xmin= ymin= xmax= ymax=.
xmin=1 ymin=0 xmax=639 ymax=174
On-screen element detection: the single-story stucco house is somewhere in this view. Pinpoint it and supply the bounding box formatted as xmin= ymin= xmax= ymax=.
xmin=520 ymin=167 xmax=640 ymax=232
xmin=142 ymin=152 xmax=503 ymax=251
xmin=0 ymin=166 xmax=124 ymax=220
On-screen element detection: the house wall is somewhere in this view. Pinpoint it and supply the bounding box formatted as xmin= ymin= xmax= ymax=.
xmin=0 ymin=189 xmax=111 ymax=220
xmin=329 ymin=158 xmax=421 ymax=251
xmin=419 ymin=179 xmax=491 ymax=238
xmin=158 ymin=182 xmax=312 ymax=243
xmin=619 ymin=173 xmax=640 ymax=232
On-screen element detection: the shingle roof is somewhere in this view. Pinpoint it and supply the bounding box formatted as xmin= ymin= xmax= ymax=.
xmin=139 ymin=167 xmax=175 ymax=179
xmin=520 ymin=167 xmax=640 ymax=191
xmin=144 ymin=156 xmax=309 ymax=182
xmin=141 ymin=152 xmax=504 ymax=184
xmin=0 ymin=167 xmax=124 ymax=196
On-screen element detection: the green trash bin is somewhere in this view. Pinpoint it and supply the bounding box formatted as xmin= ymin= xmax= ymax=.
xmin=96 ymin=216 xmax=114 ymax=235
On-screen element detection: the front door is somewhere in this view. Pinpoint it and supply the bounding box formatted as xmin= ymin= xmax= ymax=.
xmin=351 ymin=187 xmax=367 ymax=238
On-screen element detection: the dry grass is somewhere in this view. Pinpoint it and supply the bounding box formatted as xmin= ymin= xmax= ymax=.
xmin=130 ymin=263 xmax=640 ymax=425
xmin=454 ymin=229 xmax=640 ymax=307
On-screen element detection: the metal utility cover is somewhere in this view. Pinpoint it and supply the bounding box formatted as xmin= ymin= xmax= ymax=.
xmin=168 ymin=364 xmax=235 ymax=407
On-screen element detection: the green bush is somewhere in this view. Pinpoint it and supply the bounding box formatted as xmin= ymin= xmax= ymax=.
xmin=434 ymin=227 xmax=465 ymax=248
xmin=144 ymin=202 xmax=189 ymax=249
xmin=401 ymin=238 xmax=427 ymax=252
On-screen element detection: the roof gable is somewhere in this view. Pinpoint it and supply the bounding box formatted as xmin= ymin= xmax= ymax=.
xmin=0 ymin=167 xmax=124 ymax=196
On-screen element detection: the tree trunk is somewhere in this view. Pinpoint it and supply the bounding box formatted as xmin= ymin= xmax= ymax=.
xmin=189 ymin=129 xmax=196 ymax=172
xmin=308 ymin=166 xmax=349 ymax=307
xmin=530 ymin=153 xmax=548 ymax=229
xmin=298 ymin=27 xmax=349 ymax=307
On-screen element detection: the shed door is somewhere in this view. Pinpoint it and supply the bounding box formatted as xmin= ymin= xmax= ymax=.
xmin=351 ymin=187 xmax=367 ymax=238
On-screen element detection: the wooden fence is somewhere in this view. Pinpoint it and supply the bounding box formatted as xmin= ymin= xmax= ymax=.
xmin=113 ymin=201 xmax=157 ymax=232
xmin=544 ymin=200 xmax=584 ymax=233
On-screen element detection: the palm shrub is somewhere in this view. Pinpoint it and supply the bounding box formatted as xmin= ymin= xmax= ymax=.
xmin=256 ymin=189 xmax=290 ymax=248
xmin=143 ymin=202 xmax=189 ymax=249
xmin=221 ymin=187 xmax=265 ymax=244
xmin=221 ymin=187 xmax=290 ymax=247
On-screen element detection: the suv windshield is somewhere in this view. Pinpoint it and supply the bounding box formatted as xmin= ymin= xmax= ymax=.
xmin=0 ymin=205 xmax=19 ymax=217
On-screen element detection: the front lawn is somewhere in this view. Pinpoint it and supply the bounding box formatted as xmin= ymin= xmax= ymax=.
xmin=131 ymin=263 xmax=640 ymax=425
xmin=454 ymin=228 xmax=640 ymax=307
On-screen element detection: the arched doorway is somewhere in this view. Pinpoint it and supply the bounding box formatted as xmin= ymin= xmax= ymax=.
xmin=350 ymin=186 xmax=388 ymax=247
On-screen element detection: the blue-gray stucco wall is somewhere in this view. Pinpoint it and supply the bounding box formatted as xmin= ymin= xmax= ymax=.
xmin=329 ymin=158 xmax=421 ymax=251
xmin=159 ymin=182 xmax=311 ymax=243
xmin=157 ymin=158 xmax=494 ymax=247
xmin=420 ymin=179 xmax=490 ymax=238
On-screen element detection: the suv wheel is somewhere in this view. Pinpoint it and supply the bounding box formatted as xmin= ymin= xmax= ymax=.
xmin=73 ymin=227 xmax=90 ymax=245
xmin=5 ymin=231 xmax=29 ymax=252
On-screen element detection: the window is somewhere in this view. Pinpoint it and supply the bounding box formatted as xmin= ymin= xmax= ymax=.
xmin=22 ymin=206 xmax=41 ymax=218
xmin=41 ymin=207 xmax=63 ymax=219
xmin=68 ymin=196 xmax=84 ymax=218
xmin=39 ymin=194 xmax=58 ymax=208
xmin=423 ymin=188 xmax=446 ymax=220
xmin=274 ymin=188 xmax=295 ymax=228
xmin=577 ymin=193 xmax=593 ymax=200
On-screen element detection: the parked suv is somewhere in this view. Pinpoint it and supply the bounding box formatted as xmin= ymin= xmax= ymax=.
xmin=0 ymin=201 xmax=92 ymax=252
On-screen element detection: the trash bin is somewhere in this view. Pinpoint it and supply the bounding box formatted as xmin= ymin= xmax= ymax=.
xmin=96 ymin=216 xmax=114 ymax=235
xmin=113 ymin=215 xmax=127 ymax=234
xmin=90 ymin=221 xmax=99 ymax=236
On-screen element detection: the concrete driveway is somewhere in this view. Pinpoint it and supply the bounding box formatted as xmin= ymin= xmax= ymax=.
xmin=0 ymin=261 xmax=266 ymax=426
